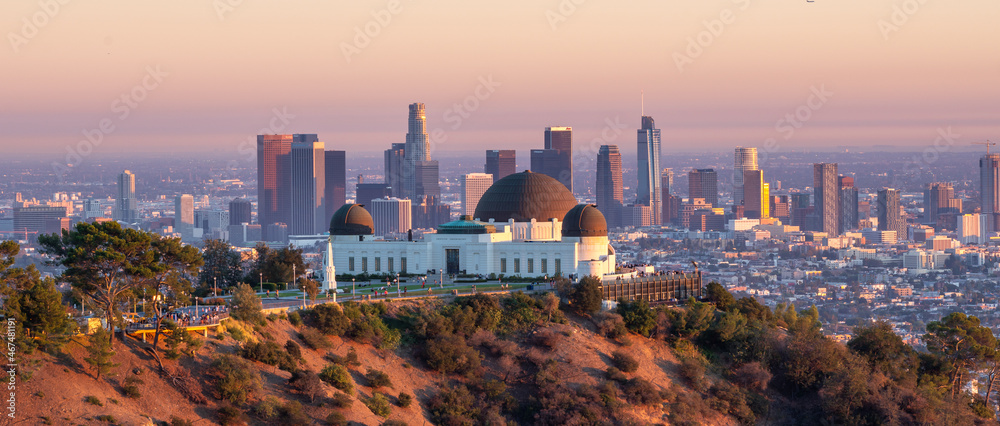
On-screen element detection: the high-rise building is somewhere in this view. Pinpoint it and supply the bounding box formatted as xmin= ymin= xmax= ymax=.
xmin=637 ymin=116 xmax=662 ymax=224
xmin=257 ymin=134 xmax=293 ymax=233
xmin=485 ymin=150 xmax=516 ymax=183
xmin=733 ymin=147 xmax=758 ymax=206
xmin=325 ymin=150 xmax=347 ymax=223
xmin=13 ymin=206 xmax=67 ymax=236
xmin=770 ymin=195 xmax=791 ymax=223
xmin=356 ymin=183 xmax=391 ymax=210
xmin=414 ymin=161 xmax=441 ymax=199
xmin=384 ymin=143 xmax=406 ymax=198
xmin=878 ymin=188 xmax=906 ymax=239
xmin=661 ymin=169 xmax=678 ymax=225
xmin=742 ymin=170 xmax=766 ymax=219
xmin=229 ymin=198 xmax=252 ymax=226
xmin=113 ymin=170 xmax=138 ymax=223
xmin=622 ymin=204 xmax=652 ymax=228
xmin=83 ymin=197 xmax=103 ymax=220
xmin=981 ymin=154 xmax=1000 ymax=232
xmin=290 ymin=135 xmax=326 ymax=235
xmin=404 ymin=103 xmax=434 ymax=199
xmin=839 ymin=176 xmax=859 ymax=234
xmin=814 ymin=163 xmax=839 ymax=235
xmin=689 ymin=169 xmax=718 ymax=207
xmin=959 ymin=213 xmax=982 ymax=244
xmin=461 ymin=173 xmax=493 ymax=217
xmin=924 ymin=182 xmax=961 ymax=228
xmin=541 ymin=127 xmax=573 ymax=192
xmin=596 ymin=145 xmax=624 ymax=229
xmin=175 ymin=194 xmax=195 ymax=237
xmin=411 ymin=196 xmax=451 ymax=229
xmin=371 ymin=197 xmax=412 ymax=236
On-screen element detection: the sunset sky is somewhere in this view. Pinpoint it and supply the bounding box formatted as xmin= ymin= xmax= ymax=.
xmin=2 ymin=1 xmax=998 ymax=159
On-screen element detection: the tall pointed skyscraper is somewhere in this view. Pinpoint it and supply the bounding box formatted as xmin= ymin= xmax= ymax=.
xmin=637 ymin=116 xmax=662 ymax=224
xmin=734 ymin=147 xmax=758 ymax=206
xmin=113 ymin=170 xmax=138 ymax=223
xmin=404 ymin=103 xmax=438 ymax=199
xmin=596 ymin=145 xmax=623 ymax=228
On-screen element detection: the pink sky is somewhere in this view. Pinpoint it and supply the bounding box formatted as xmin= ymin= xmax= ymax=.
xmin=2 ymin=0 xmax=998 ymax=159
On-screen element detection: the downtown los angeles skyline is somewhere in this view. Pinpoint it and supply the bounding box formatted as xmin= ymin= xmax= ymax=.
xmin=2 ymin=1 xmax=1000 ymax=158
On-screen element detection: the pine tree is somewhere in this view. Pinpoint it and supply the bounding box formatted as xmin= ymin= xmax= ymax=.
xmin=84 ymin=328 xmax=119 ymax=380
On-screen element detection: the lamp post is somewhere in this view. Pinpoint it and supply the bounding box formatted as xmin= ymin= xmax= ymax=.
xmin=396 ymin=273 xmax=400 ymax=297
xmin=352 ymin=278 xmax=355 ymax=299
xmin=259 ymin=272 xmax=263 ymax=293
xmin=213 ymin=277 xmax=217 ymax=298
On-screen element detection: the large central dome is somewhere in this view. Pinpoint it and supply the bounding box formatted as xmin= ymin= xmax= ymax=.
xmin=474 ymin=171 xmax=578 ymax=222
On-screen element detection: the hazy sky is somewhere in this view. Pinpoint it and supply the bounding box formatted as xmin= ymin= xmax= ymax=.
xmin=2 ymin=1 xmax=998 ymax=162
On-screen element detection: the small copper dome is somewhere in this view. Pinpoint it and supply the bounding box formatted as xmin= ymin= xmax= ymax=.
xmin=562 ymin=204 xmax=608 ymax=237
xmin=329 ymin=204 xmax=374 ymax=235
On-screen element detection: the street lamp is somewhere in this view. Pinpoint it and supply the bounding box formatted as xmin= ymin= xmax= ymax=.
xmin=352 ymin=278 xmax=355 ymax=299
xmin=259 ymin=272 xmax=263 ymax=293
xmin=214 ymin=277 xmax=217 ymax=298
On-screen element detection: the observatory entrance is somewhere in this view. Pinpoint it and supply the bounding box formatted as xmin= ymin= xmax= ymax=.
xmin=445 ymin=249 xmax=460 ymax=274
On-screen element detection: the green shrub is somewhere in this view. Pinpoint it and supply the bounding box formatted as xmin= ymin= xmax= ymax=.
xmin=210 ymin=354 xmax=262 ymax=405
xmin=309 ymin=304 xmax=350 ymax=336
xmin=230 ymin=283 xmax=265 ymax=324
xmin=326 ymin=412 xmax=347 ymax=426
xmin=622 ymin=377 xmax=662 ymax=406
xmin=288 ymin=370 xmax=324 ymax=403
xmin=169 ymin=416 xmax=194 ymax=426
xmin=280 ymin=400 xmax=311 ymax=425
xmin=320 ymin=364 xmax=354 ymax=394
xmin=605 ymin=366 xmax=627 ymax=382
xmin=122 ymin=376 xmax=143 ymax=399
xmin=365 ymin=368 xmax=392 ymax=389
xmin=679 ymin=356 xmax=706 ymax=391
xmin=285 ymin=340 xmax=303 ymax=360
xmin=327 ymin=347 xmax=360 ymax=366
xmin=330 ymin=392 xmax=352 ymax=408
xmin=239 ymin=340 xmax=297 ymax=371
xmin=288 ymin=311 xmax=302 ymax=326
xmin=299 ymin=327 xmax=332 ymax=350
xmin=424 ymin=334 xmax=481 ymax=375
xmin=254 ymin=396 xmax=281 ymax=420
xmin=365 ymin=392 xmax=392 ymax=417
xmin=616 ymin=299 xmax=657 ymax=337
xmin=84 ymin=396 xmax=102 ymax=406
xmin=398 ymin=391 xmax=413 ymax=408
xmin=611 ymin=350 xmax=639 ymax=373
xmin=217 ymin=405 xmax=243 ymax=425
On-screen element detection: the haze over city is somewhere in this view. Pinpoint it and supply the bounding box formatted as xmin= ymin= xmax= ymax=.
xmin=4 ymin=0 xmax=1000 ymax=158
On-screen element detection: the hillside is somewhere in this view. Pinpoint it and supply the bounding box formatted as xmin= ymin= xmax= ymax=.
xmin=18 ymin=295 xmax=738 ymax=425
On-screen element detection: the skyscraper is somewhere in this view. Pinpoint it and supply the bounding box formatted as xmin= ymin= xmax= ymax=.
xmin=742 ymin=170 xmax=766 ymax=219
xmin=229 ymin=198 xmax=252 ymax=226
xmin=813 ymin=163 xmax=839 ymax=235
xmin=175 ymin=194 xmax=194 ymax=238
xmin=596 ymin=145 xmax=624 ymax=228
xmin=461 ymin=173 xmax=493 ymax=216
xmin=637 ymin=116 xmax=662 ymax=224
xmin=113 ymin=170 xmax=138 ymax=223
xmin=662 ymin=170 xmax=680 ymax=225
xmin=839 ymin=176 xmax=859 ymax=234
xmin=538 ymin=127 xmax=572 ymax=192
xmin=688 ymin=169 xmax=718 ymax=207
xmin=981 ymin=154 xmax=1000 ymax=232
xmin=733 ymin=147 xmax=758 ymax=206
xmin=324 ymin=150 xmax=347 ymax=225
xmin=384 ymin=143 xmax=406 ymax=197
xmin=290 ymin=135 xmax=326 ymax=235
xmin=257 ymin=134 xmax=293 ymax=234
xmin=404 ymin=103 xmax=432 ymax=199
xmin=485 ymin=150 xmax=516 ymax=183
xmin=356 ymin=183 xmax=391 ymax=209
xmin=878 ymin=188 xmax=906 ymax=239
xmin=371 ymin=197 xmax=412 ymax=237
